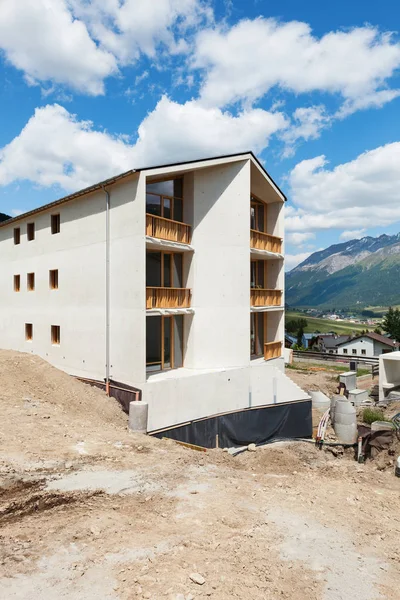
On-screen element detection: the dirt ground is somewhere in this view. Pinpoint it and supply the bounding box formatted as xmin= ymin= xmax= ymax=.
xmin=1 ymin=350 xmax=400 ymax=600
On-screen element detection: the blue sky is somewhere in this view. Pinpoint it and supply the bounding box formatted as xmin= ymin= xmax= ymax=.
xmin=1 ymin=0 xmax=400 ymax=270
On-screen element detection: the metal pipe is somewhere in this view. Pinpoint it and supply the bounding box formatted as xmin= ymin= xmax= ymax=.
xmin=102 ymin=186 xmax=111 ymax=395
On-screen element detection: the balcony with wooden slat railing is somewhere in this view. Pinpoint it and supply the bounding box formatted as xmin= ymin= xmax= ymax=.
xmin=250 ymin=229 xmax=282 ymax=254
xmin=251 ymin=288 xmax=282 ymax=307
xmin=264 ymin=341 xmax=283 ymax=360
xmin=146 ymin=213 xmax=192 ymax=244
xmin=146 ymin=287 xmax=191 ymax=310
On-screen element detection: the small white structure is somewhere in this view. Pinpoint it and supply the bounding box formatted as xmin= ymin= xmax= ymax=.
xmin=348 ymin=389 xmax=368 ymax=406
xmin=336 ymin=332 xmax=399 ymax=358
xmin=339 ymin=371 xmax=357 ymax=392
xmin=0 ymin=152 xmax=309 ymax=439
xmin=379 ymin=350 xmax=400 ymax=403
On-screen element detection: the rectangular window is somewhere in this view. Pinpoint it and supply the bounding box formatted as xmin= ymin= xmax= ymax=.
xmin=14 ymin=228 xmax=21 ymax=245
xmin=361 ymin=349 xmax=366 ymax=355
xmin=146 ymin=251 xmax=183 ymax=288
xmin=14 ymin=274 xmax=21 ymax=292
xmin=250 ymin=312 xmax=266 ymax=357
xmin=51 ymin=325 xmax=61 ymax=345
xmin=27 ymin=223 xmax=35 ymax=241
xmin=51 ymin=214 xmax=60 ymax=234
xmin=250 ymin=197 xmax=267 ymax=233
xmin=27 ymin=272 xmax=35 ymax=291
xmin=49 ymin=269 xmax=59 ymax=290
xmin=352 ymin=349 xmax=357 ymax=355
xmin=146 ymin=177 xmax=184 ymax=222
xmin=343 ymin=349 xmax=348 ymax=354
xmin=25 ymin=323 xmax=33 ymax=342
xmin=146 ymin=315 xmax=184 ymax=371
xmin=250 ymin=260 xmax=266 ymax=288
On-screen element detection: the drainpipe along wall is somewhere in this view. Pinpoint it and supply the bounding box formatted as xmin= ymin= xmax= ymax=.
xmin=103 ymin=186 xmax=111 ymax=395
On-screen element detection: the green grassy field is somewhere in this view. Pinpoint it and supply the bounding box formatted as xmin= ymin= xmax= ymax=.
xmin=285 ymin=311 xmax=370 ymax=335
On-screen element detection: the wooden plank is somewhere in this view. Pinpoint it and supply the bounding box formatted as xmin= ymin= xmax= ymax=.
xmin=162 ymin=438 xmax=207 ymax=452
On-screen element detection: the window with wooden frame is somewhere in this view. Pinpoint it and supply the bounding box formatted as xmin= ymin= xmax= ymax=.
xmin=146 ymin=177 xmax=183 ymax=222
xmin=27 ymin=222 xmax=35 ymax=241
xmin=250 ymin=312 xmax=266 ymax=357
xmin=146 ymin=315 xmax=184 ymax=372
xmin=49 ymin=269 xmax=59 ymax=290
xmin=14 ymin=274 xmax=21 ymax=292
xmin=14 ymin=227 xmax=21 ymax=245
xmin=51 ymin=325 xmax=61 ymax=345
xmin=250 ymin=197 xmax=268 ymax=233
xmin=250 ymin=260 xmax=267 ymax=289
xmin=25 ymin=323 xmax=33 ymax=342
xmin=27 ymin=272 xmax=35 ymax=291
xmin=343 ymin=349 xmax=348 ymax=354
xmin=361 ymin=349 xmax=366 ymax=355
xmin=146 ymin=251 xmax=183 ymax=288
xmin=51 ymin=214 xmax=60 ymax=234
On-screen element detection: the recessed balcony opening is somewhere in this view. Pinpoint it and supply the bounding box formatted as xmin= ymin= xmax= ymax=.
xmin=250 ymin=312 xmax=266 ymax=358
xmin=146 ymin=250 xmax=191 ymax=309
xmin=251 ymin=312 xmax=283 ymax=360
xmin=146 ymin=315 xmax=184 ymax=372
xmin=146 ymin=177 xmax=191 ymax=244
xmin=250 ymin=260 xmax=282 ymax=307
xmin=250 ymin=196 xmax=282 ymax=254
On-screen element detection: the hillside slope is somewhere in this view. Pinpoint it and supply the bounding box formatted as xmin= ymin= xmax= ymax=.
xmin=286 ymin=233 xmax=400 ymax=308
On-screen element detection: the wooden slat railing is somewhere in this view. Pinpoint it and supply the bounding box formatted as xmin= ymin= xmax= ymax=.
xmin=250 ymin=229 xmax=282 ymax=253
xmin=251 ymin=289 xmax=282 ymax=307
xmin=264 ymin=341 xmax=283 ymax=360
xmin=146 ymin=213 xmax=192 ymax=244
xmin=146 ymin=287 xmax=191 ymax=309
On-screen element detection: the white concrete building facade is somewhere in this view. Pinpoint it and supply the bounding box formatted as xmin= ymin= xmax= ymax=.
xmin=0 ymin=153 xmax=309 ymax=441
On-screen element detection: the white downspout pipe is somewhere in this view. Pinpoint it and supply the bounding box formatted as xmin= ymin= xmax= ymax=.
xmin=102 ymin=186 xmax=111 ymax=395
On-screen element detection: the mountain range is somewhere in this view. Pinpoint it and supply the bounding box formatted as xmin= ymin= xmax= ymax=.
xmin=286 ymin=233 xmax=400 ymax=309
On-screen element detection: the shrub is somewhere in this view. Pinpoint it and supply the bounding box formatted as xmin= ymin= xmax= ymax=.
xmin=362 ymin=408 xmax=385 ymax=425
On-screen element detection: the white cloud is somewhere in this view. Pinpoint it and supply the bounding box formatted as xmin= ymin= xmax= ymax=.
xmin=280 ymin=105 xmax=331 ymax=156
xmin=0 ymin=0 xmax=117 ymax=95
xmin=285 ymin=252 xmax=312 ymax=271
xmin=69 ymin=0 xmax=212 ymax=64
xmin=194 ymin=19 xmax=400 ymax=111
xmin=132 ymin=96 xmax=287 ymax=166
xmin=287 ymin=142 xmax=400 ymax=233
xmin=0 ymin=104 xmax=136 ymax=190
xmin=337 ymin=89 xmax=400 ymax=118
xmin=286 ymin=232 xmax=316 ymax=245
xmin=0 ymin=0 xmax=211 ymax=95
xmin=0 ymin=100 xmax=287 ymax=191
xmin=339 ymin=229 xmax=367 ymax=242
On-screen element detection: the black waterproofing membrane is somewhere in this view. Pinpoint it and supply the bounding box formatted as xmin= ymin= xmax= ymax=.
xmin=152 ymin=400 xmax=312 ymax=448
xmin=77 ymin=377 xmax=141 ymax=412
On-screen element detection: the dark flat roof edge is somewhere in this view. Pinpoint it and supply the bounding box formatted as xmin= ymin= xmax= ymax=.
xmin=0 ymin=151 xmax=287 ymax=228
xmin=0 ymin=169 xmax=136 ymax=229
xmin=141 ymin=151 xmax=287 ymax=202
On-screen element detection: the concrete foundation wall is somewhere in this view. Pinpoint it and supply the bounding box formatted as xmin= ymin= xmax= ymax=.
xmin=145 ymin=357 xmax=308 ymax=431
